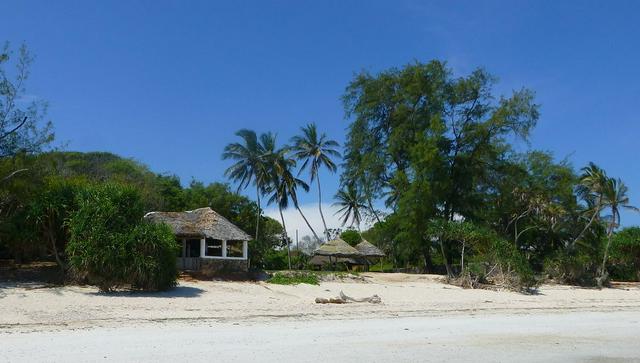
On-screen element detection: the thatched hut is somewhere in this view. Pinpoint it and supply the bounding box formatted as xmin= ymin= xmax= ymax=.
xmin=144 ymin=207 xmax=251 ymax=275
xmin=308 ymin=255 xmax=360 ymax=269
xmin=312 ymin=238 xmax=364 ymax=270
xmin=354 ymin=239 xmax=385 ymax=271
xmin=355 ymin=240 xmax=385 ymax=258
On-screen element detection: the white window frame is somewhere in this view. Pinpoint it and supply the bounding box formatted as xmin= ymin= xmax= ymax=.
xmin=201 ymin=239 xmax=248 ymax=260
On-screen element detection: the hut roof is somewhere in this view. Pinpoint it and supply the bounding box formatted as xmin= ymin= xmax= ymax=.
xmin=144 ymin=207 xmax=251 ymax=241
xmin=308 ymin=255 xmax=360 ymax=266
xmin=355 ymin=239 xmax=385 ymax=257
xmin=314 ymin=238 xmax=362 ymax=257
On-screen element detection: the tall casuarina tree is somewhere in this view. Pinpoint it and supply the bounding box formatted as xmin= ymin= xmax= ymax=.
xmin=291 ymin=123 xmax=341 ymax=241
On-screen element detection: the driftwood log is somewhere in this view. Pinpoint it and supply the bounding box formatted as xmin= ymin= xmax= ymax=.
xmin=315 ymin=291 xmax=381 ymax=304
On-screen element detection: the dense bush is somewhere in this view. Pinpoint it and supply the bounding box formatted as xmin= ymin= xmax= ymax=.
xmin=609 ymin=227 xmax=640 ymax=281
xmin=66 ymin=183 xmax=179 ymax=291
xmin=543 ymin=251 xmax=599 ymax=286
xmin=262 ymin=249 xmax=289 ymax=270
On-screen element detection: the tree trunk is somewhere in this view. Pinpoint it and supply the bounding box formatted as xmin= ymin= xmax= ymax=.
xmin=316 ymin=174 xmax=329 ymax=241
xmin=460 ymin=240 xmax=466 ymax=274
xmin=572 ymin=198 xmax=602 ymax=248
xmin=438 ymin=237 xmax=453 ymax=277
xmin=278 ymin=206 xmax=292 ymax=270
xmin=47 ymin=219 xmax=65 ymax=275
xmin=366 ymin=195 xmax=382 ymax=224
xmin=422 ymin=244 xmax=433 ymax=274
xmin=597 ymin=211 xmax=616 ymax=288
xmin=255 ymin=185 xmax=261 ymax=241
xmin=296 ymin=203 xmax=322 ymax=243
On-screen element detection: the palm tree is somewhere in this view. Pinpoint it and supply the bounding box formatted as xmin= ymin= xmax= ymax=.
xmin=223 ymin=129 xmax=275 ymax=242
xmin=265 ymin=142 xmax=322 ymax=269
xmin=333 ymin=184 xmax=367 ymax=230
xmin=223 ymin=129 xmax=267 ymax=241
xmin=572 ymin=162 xmax=608 ymax=248
xmin=597 ymin=178 xmax=639 ymax=287
xmin=291 ymin=123 xmax=340 ymax=241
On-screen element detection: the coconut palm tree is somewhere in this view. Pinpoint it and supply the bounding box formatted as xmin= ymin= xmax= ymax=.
xmin=291 ymin=123 xmax=341 ymax=241
xmin=597 ymin=178 xmax=639 ymax=287
xmin=572 ymin=162 xmax=608 ymax=248
xmin=223 ymin=129 xmax=267 ymax=241
xmin=265 ymin=143 xmax=322 ymax=269
xmin=333 ymin=184 xmax=368 ymax=230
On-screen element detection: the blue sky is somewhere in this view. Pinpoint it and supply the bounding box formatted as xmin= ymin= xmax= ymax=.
xmin=2 ymin=1 xmax=639 ymax=234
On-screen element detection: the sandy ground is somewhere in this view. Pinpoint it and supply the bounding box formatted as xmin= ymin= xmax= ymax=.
xmin=2 ymin=273 xmax=640 ymax=361
xmin=3 ymin=312 xmax=640 ymax=362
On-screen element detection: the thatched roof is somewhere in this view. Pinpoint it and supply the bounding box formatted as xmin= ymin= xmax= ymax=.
xmin=308 ymin=255 xmax=360 ymax=266
xmin=314 ymin=238 xmax=362 ymax=257
xmin=355 ymin=239 xmax=385 ymax=258
xmin=144 ymin=207 xmax=251 ymax=241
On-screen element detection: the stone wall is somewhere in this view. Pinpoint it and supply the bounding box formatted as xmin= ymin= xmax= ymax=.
xmin=199 ymin=258 xmax=248 ymax=277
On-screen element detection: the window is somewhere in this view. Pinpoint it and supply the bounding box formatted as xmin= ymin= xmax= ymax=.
xmin=226 ymin=240 xmax=244 ymax=258
xmin=205 ymin=238 xmax=223 ymax=257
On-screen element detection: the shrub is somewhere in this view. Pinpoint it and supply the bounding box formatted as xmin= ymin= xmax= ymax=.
xmin=262 ymin=249 xmax=289 ymax=270
xmin=609 ymin=227 xmax=640 ymax=281
xmin=125 ymin=223 xmax=179 ymax=290
xmin=489 ymin=238 xmax=537 ymax=290
xmin=267 ymin=271 xmax=319 ymax=285
xmin=543 ymin=251 xmax=599 ymax=286
xmin=66 ymin=183 xmax=179 ymax=291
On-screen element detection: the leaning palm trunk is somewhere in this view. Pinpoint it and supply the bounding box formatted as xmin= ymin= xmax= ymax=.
xmin=316 ymin=174 xmax=329 ymax=240
xmin=296 ymin=202 xmax=322 ymax=243
xmin=366 ymin=194 xmax=382 ymax=224
xmin=278 ymin=205 xmax=292 ymax=270
xmin=597 ymin=212 xmax=617 ymax=288
xmin=572 ymin=198 xmax=602 ymax=248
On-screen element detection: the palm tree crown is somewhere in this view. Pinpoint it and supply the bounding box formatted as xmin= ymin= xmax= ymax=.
xmin=333 ymin=184 xmax=367 ymax=229
xmin=291 ymin=123 xmax=340 ymax=240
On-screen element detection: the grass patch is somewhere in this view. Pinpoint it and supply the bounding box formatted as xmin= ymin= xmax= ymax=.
xmin=267 ymin=271 xmax=320 ymax=285
xmin=368 ymin=262 xmax=394 ymax=273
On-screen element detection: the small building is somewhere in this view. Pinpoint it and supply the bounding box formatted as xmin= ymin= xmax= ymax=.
xmin=354 ymin=239 xmax=385 ymax=271
xmin=312 ymin=238 xmax=364 ymax=271
xmin=144 ymin=207 xmax=252 ymax=276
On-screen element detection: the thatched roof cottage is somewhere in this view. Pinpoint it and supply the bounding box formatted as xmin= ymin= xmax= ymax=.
xmin=144 ymin=207 xmax=251 ymax=275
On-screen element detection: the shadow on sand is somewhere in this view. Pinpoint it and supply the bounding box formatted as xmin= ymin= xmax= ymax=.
xmin=89 ymin=285 xmax=205 ymax=298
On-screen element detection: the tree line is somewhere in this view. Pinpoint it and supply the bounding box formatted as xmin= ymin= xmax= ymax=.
xmin=1 ymin=43 xmax=639 ymax=290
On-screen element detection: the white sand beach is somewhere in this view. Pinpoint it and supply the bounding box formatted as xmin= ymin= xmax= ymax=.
xmin=2 ymin=273 xmax=640 ymax=362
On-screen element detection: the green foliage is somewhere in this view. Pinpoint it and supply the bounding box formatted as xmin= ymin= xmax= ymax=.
xmin=543 ymin=249 xmax=600 ymax=286
xmin=262 ymin=249 xmax=289 ymax=270
xmin=610 ymin=227 xmax=640 ymax=281
xmin=340 ymin=229 xmax=362 ymax=246
xmin=27 ymin=177 xmax=88 ymax=269
xmin=125 ymin=223 xmax=180 ymax=290
xmin=0 ymin=42 xmax=54 ymax=164
xmin=66 ymin=183 xmax=178 ymax=291
xmin=0 ymin=151 xmax=284 ymax=269
xmin=267 ymin=271 xmax=319 ymax=285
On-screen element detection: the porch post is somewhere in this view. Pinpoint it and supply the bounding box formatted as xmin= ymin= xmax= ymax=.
xmin=200 ymin=238 xmax=205 ymax=257
xmin=222 ymin=240 xmax=227 ymax=258
xmin=182 ymin=239 xmax=186 ymax=269
xmin=242 ymin=240 xmax=248 ymax=259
